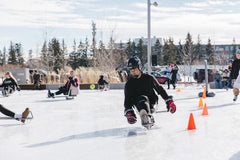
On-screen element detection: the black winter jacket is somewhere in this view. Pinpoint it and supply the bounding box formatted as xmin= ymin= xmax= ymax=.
xmin=0 ymin=78 xmax=18 ymax=89
xmin=98 ymin=78 xmax=108 ymax=86
xmin=230 ymin=59 xmax=240 ymax=79
xmin=124 ymin=73 xmax=169 ymax=110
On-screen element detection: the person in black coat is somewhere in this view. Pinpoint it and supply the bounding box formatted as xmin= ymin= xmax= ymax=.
xmin=0 ymin=72 xmax=20 ymax=96
xmin=124 ymin=56 xmax=176 ymax=127
xmin=98 ymin=75 xmax=109 ymax=90
xmin=33 ymin=70 xmax=41 ymax=89
xmin=169 ymin=64 xmax=179 ymax=89
xmin=231 ymin=49 xmax=240 ymax=101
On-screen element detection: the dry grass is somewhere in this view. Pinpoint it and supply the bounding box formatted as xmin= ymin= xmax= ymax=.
xmin=0 ymin=65 xmax=121 ymax=84
xmin=58 ymin=67 xmax=121 ymax=84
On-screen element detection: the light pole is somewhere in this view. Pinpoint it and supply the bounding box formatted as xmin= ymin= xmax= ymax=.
xmin=147 ymin=0 xmax=158 ymax=74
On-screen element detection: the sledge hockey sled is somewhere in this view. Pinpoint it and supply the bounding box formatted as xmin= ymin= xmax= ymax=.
xmin=2 ymin=87 xmax=15 ymax=97
xmin=66 ymin=85 xmax=79 ymax=100
xmin=0 ymin=110 xmax=34 ymax=122
xmin=98 ymin=84 xmax=110 ymax=91
xmin=20 ymin=110 xmax=34 ymax=121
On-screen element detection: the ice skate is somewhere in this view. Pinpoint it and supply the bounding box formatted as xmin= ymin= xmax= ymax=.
xmin=139 ymin=109 xmax=154 ymax=129
xmin=233 ymin=95 xmax=238 ymax=102
xmin=148 ymin=115 xmax=155 ymax=124
xmin=2 ymin=90 xmax=7 ymax=97
xmin=48 ymin=90 xmax=54 ymax=98
xmin=21 ymin=108 xmax=29 ymax=123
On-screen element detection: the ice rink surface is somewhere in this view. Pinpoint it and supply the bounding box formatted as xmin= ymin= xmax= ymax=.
xmin=0 ymin=85 xmax=240 ymax=160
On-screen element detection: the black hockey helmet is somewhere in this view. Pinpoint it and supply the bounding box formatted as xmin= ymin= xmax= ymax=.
xmin=127 ymin=56 xmax=141 ymax=70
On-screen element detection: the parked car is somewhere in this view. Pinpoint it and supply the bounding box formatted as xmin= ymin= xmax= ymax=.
xmin=159 ymin=70 xmax=182 ymax=81
xmin=151 ymin=72 xmax=168 ymax=84
xmin=193 ymin=69 xmax=214 ymax=83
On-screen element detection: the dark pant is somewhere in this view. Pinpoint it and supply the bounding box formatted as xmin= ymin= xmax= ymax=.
xmin=134 ymin=95 xmax=153 ymax=114
xmin=34 ymin=81 xmax=41 ymax=89
xmin=0 ymin=104 xmax=15 ymax=118
xmin=55 ymin=87 xmax=68 ymax=95
xmin=4 ymin=86 xmax=15 ymax=94
xmin=167 ymin=78 xmax=176 ymax=89
xmin=228 ymin=76 xmax=232 ymax=88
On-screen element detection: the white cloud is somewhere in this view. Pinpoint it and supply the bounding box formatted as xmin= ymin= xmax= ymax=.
xmin=184 ymin=0 xmax=240 ymax=8
xmin=0 ymin=0 xmax=240 ymax=49
xmin=0 ymin=0 xmax=100 ymax=28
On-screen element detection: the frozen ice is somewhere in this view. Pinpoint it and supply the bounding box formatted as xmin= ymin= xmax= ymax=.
xmin=0 ymin=85 xmax=240 ymax=160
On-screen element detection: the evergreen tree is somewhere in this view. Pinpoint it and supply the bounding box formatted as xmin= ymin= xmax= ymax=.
xmin=153 ymin=39 xmax=163 ymax=65
xmin=125 ymin=39 xmax=132 ymax=58
xmin=194 ymin=35 xmax=204 ymax=61
xmin=78 ymin=38 xmax=89 ymax=67
xmin=177 ymin=40 xmax=184 ymax=65
xmin=40 ymin=40 xmax=49 ymax=71
xmin=168 ymin=38 xmax=178 ymax=64
xmin=15 ymin=43 xmax=24 ymax=66
xmin=136 ymin=39 xmax=146 ymax=64
xmin=96 ymin=40 xmax=109 ymax=70
xmin=8 ymin=41 xmax=17 ymax=65
xmin=205 ymin=38 xmax=215 ymax=65
xmin=183 ymin=32 xmax=197 ymax=65
xmin=3 ymin=46 xmax=6 ymax=64
xmin=0 ymin=50 xmax=2 ymax=65
xmin=118 ymin=41 xmax=127 ymax=65
xmin=68 ymin=39 xmax=80 ymax=70
xmin=48 ymin=38 xmax=64 ymax=73
xmin=162 ymin=39 xmax=170 ymax=65
xmin=125 ymin=39 xmax=136 ymax=58
xmin=162 ymin=38 xmax=177 ymax=65
xmin=131 ymin=41 xmax=137 ymax=57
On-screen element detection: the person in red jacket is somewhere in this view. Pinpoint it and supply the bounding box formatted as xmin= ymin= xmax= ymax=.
xmin=124 ymin=56 xmax=176 ymax=128
xmin=48 ymin=71 xmax=79 ymax=98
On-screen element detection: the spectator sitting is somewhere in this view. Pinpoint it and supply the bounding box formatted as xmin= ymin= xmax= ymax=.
xmin=214 ymin=70 xmax=222 ymax=89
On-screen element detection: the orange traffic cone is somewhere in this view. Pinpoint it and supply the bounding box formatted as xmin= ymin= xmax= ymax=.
xmin=198 ymin=97 xmax=203 ymax=108
xmin=202 ymin=103 xmax=208 ymax=116
xmin=187 ymin=113 xmax=196 ymax=130
xmin=176 ymin=89 xmax=181 ymax=92
xmin=202 ymin=87 xmax=206 ymax=99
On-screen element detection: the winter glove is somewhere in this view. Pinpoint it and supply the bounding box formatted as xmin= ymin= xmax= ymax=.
xmin=165 ymin=96 xmax=176 ymax=113
xmin=70 ymin=79 xmax=76 ymax=86
xmin=124 ymin=109 xmax=137 ymax=124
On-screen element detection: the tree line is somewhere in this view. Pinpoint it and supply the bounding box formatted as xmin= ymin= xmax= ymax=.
xmin=0 ymin=32 xmax=237 ymax=73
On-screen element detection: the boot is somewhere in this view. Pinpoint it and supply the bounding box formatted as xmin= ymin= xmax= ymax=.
xmin=48 ymin=90 xmax=54 ymax=98
xmin=139 ymin=109 xmax=149 ymax=126
xmin=48 ymin=90 xmax=51 ymax=98
xmin=233 ymin=95 xmax=238 ymax=101
xmin=21 ymin=108 xmax=29 ymax=123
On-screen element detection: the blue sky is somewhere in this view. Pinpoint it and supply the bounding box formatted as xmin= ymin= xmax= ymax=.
xmin=0 ymin=0 xmax=240 ymax=58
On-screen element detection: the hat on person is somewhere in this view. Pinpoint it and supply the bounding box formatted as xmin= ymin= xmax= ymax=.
xmin=236 ymin=49 xmax=240 ymax=54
